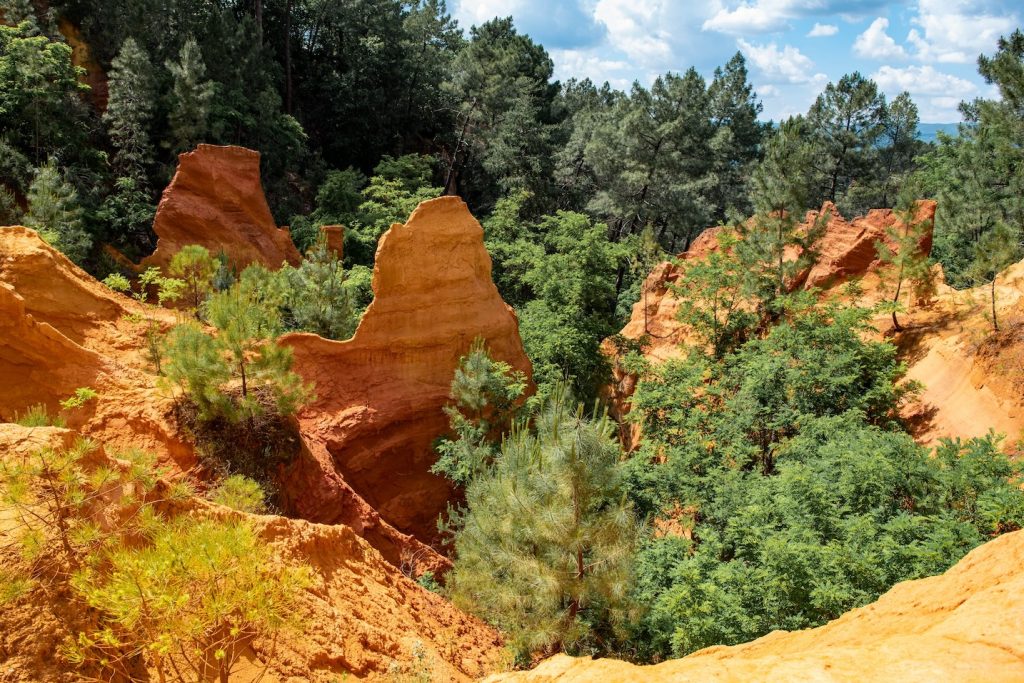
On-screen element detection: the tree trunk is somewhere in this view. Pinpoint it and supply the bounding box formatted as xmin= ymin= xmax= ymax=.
xmin=284 ymin=0 xmax=293 ymax=115
xmin=254 ymin=0 xmax=263 ymax=38
xmin=891 ymin=263 xmax=904 ymax=332
xmin=991 ymin=277 xmax=999 ymax=332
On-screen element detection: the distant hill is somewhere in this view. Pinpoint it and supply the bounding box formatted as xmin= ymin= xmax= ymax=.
xmin=919 ymin=122 xmax=960 ymax=143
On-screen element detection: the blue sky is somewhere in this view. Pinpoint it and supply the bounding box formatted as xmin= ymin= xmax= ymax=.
xmin=450 ymin=0 xmax=1021 ymax=122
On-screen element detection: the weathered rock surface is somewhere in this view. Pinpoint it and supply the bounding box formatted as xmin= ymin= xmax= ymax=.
xmin=282 ymin=196 xmax=532 ymax=550
xmin=140 ymin=145 xmax=301 ymax=271
xmin=801 ymin=200 xmax=935 ymax=291
xmin=0 ymin=226 xmax=191 ymax=464
xmin=487 ymin=528 xmax=1024 ymax=683
xmin=898 ymin=257 xmax=1024 ymax=448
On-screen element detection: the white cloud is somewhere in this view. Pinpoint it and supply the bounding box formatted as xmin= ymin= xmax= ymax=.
xmin=807 ymin=23 xmax=838 ymax=37
xmin=454 ymin=0 xmax=529 ymax=26
xmin=853 ymin=17 xmax=906 ymax=59
xmin=737 ymin=38 xmax=826 ymax=85
xmin=550 ymin=48 xmax=632 ymax=90
xmin=704 ymin=1 xmax=792 ymax=34
xmin=872 ymin=64 xmax=981 ymax=121
xmin=592 ymin=0 xmax=674 ymax=65
xmin=871 ymin=64 xmax=977 ymax=96
xmin=702 ymin=1 xmax=888 ymax=35
xmin=908 ymin=0 xmax=1018 ymax=64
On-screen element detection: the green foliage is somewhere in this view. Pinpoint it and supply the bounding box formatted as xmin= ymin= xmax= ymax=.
xmin=137 ymin=265 xmax=185 ymax=306
xmin=59 ymin=387 xmax=98 ymax=411
xmin=0 ymin=22 xmax=89 ymax=185
xmin=102 ymin=272 xmax=130 ymax=293
xmin=445 ymin=386 xmax=640 ymax=659
xmin=967 ymin=220 xmax=1022 ymax=331
xmin=0 ymin=434 xmax=308 ymax=680
xmin=169 ymin=244 xmax=215 ymax=317
xmin=67 ymin=516 xmax=313 ymax=681
xmin=25 ymin=159 xmax=91 ymax=264
xmin=623 ymin=299 xmax=1024 ymax=660
xmin=346 ymin=155 xmax=442 ymax=266
xmin=103 ymin=37 xmax=155 ymax=179
xmin=432 ymin=339 xmax=527 ymax=486
xmin=165 ymin=37 xmax=215 ymax=153
xmin=163 ymin=282 xmax=310 ymax=424
xmin=486 ymin=205 xmax=625 ymax=400
xmin=95 ymin=175 xmax=155 ymax=254
xmin=209 ymin=474 xmax=268 ymax=514
xmin=14 ymin=403 xmax=65 ymax=428
xmin=806 ymin=72 xmax=886 ymax=208
xmin=673 ymin=232 xmax=756 ymax=359
xmin=278 ymin=236 xmax=359 ymax=340
xmin=920 ymin=30 xmax=1024 ymax=288
xmin=876 ymin=183 xmax=936 ymax=331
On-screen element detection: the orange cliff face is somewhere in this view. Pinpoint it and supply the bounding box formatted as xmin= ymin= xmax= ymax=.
xmin=280 ymin=196 xmax=533 ymax=555
xmin=603 ymin=200 xmax=1024 ymax=451
xmin=139 ymin=144 xmax=301 ymax=271
xmin=486 ymin=528 xmax=1024 ymax=683
xmin=0 ymin=226 xmax=191 ymax=464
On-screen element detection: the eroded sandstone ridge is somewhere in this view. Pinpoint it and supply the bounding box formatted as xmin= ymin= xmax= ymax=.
xmin=140 ymin=144 xmax=301 ymax=270
xmin=487 ymin=528 xmax=1024 ymax=682
xmin=282 ymin=196 xmax=532 ymax=553
xmin=606 ymin=201 xmax=1024 ymax=450
xmin=0 ymin=226 xmax=190 ymax=463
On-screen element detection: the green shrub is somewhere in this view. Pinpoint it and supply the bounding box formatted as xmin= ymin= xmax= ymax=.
xmin=209 ymin=474 xmax=268 ymax=514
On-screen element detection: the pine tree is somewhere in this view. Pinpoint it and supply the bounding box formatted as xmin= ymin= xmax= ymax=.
xmin=103 ymin=37 xmax=155 ymax=179
xmin=968 ymin=220 xmax=1021 ymax=332
xmin=280 ymin=234 xmax=358 ymax=340
xmin=164 ymin=282 xmax=309 ymax=423
xmin=165 ymin=38 xmax=215 ymax=153
xmin=168 ymin=244 xmax=215 ymax=319
xmin=876 ymin=184 xmax=935 ymax=332
xmin=25 ymin=159 xmax=91 ymax=264
xmin=742 ymin=117 xmax=826 ymax=319
xmin=445 ymin=386 xmax=640 ymax=658
xmin=432 ymin=339 xmax=527 ymax=486
xmin=807 ymin=72 xmax=886 ymax=207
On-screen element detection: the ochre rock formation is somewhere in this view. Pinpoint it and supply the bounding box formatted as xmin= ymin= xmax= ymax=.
xmin=601 ymin=200 xmax=1024 ymax=451
xmin=0 ymin=226 xmax=191 ymax=464
xmin=140 ymin=145 xmax=301 ymax=271
xmin=282 ymin=196 xmax=532 ymax=550
xmin=801 ymin=200 xmax=936 ymax=290
xmin=321 ymin=224 xmax=344 ymax=259
xmin=487 ymin=529 xmax=1024 ymax=683
xmin=898 ymin=257 xmax=1024 ymax=448
xmin=0 ymin=423 xmax=506 ymax=683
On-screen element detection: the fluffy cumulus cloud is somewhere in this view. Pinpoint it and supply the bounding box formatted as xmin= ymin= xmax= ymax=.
xmin=907 ymin=0 xmax=1019 ymax=64
xmin=702 ymin=0 xmax=889 ymax=35
xmin=807 ymin=23 xmax=838 ymax=37
xmin=853 ymin=17 xmax=906 ymax=59
xmin=871 ymin=64 xmax=979 ymax=120
xmin=737 ymin=39 xmax=825 ymax=85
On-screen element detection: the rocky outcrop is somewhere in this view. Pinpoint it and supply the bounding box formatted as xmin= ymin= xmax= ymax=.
xmin=0 ymin=282 xmax=107 ymax=418
xmin=487 ymin=529 xmax=1024 ymax=683
xmin=140 ymin=145 xmax=301 ymax=271
xmin=0 ymin=227 xmax=191 ymax=464
xmin=898 ymin=257 xmax=1024 ymax=448
xmin=801 ymin=200 xmax=936 ymax=291
xmin=282 ymin=196 xmax=532 ymax=550
xmin=321 ymin=224 xmax=344 ymax=259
